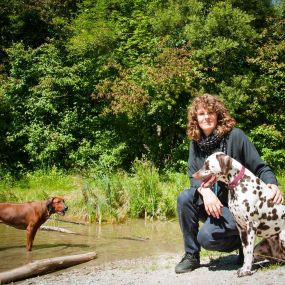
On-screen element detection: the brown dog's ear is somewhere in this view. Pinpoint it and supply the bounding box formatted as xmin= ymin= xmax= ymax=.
xmin=47 ymin=197 xmax=55 ymax=213
xmin=216 ymin=153 xmax=232 ymax=175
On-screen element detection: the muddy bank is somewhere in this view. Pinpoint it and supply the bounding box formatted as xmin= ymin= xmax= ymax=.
xmin=16 ymin=253 xmax=285 ymax=285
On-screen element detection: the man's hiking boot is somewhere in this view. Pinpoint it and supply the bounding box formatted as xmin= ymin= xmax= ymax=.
xmin=175 ymin=252 xmax=200 ymax=274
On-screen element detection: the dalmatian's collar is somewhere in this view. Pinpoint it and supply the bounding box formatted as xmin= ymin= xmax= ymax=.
xmin=228 ymin=166 xmax=245 ymax=189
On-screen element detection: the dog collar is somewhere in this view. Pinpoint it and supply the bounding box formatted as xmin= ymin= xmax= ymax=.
xmin=228 ymin=166 xmax=245 ymax=189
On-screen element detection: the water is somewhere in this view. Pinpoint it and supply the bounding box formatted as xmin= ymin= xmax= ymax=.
xmin=0 ymin=219 xmax=183 ymax=272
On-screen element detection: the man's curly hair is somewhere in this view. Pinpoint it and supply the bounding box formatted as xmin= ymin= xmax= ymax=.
xmin=187 ymin=93 xmax=236 ymax=141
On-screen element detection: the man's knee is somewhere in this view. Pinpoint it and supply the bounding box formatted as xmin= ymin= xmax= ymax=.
xmin=197 ymin=224 xmax=241 ymax=252
xmin=197 ymin=227 xmax=214 ymax=250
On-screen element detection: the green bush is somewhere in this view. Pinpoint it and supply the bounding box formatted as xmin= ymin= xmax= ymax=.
xmin=249 ymin=125 xmax=285 ymax=170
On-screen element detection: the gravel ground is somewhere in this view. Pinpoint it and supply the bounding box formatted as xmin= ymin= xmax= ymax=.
xmin=16 ymin=253 xmax=285 ymax=285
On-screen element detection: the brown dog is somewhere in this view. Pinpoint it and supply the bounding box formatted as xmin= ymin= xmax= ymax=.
xmin=0 ymin=196 xmax=68 ymax=251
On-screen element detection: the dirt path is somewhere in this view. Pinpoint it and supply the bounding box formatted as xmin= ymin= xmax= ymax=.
xmin=17 ymin=253 xmax=285 ymax=285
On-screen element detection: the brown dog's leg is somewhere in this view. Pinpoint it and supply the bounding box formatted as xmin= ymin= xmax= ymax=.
xmin=254 ymin=234 xmax=285 ymax=263
xmin=267 ymin=234 xmax=285 ymax=262
xmin=254 ymin=238 xmax=272 ymax=261
xmin=26 ymin=224 xmax=38 ymax=251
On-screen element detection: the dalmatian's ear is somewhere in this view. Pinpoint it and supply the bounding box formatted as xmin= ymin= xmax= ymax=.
xmin=217 ymin=153 xmax=232 ymax=175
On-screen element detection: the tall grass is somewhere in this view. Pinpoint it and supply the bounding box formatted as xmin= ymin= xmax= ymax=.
xmin=0 ymin=162 xmax=284 ymax=224
xmin=81 ymin=159 xmax=189 ymax=223
xmin=0 ymin=167 xmax=75 ymax=202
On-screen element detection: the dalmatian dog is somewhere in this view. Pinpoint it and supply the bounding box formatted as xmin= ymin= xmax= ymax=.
xmin=193 ymin=152 xmax=285 ymax=277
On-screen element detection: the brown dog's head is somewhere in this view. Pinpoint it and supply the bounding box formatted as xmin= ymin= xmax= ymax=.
xmin=47 ymin=196 xmax=68 ymax=215
xmin=193 ymin=152 xmax=232 ymax=187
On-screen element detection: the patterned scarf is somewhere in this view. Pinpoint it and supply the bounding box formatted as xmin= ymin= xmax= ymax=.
xmin=197 ymin=131 xmax=229 ymax=197
xmin=198 ymin=131 xmax=226 ymax=156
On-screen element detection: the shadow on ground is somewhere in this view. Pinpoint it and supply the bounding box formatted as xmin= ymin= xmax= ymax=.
xmin=203 ymin=254 xmax=239 ymax=271
xmin=203 ymin=254 xmax=284 ymax=273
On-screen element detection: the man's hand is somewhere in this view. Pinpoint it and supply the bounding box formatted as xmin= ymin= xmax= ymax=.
xmin=198 ymin=187 xmax=223 ymax=218
xmin=267 ymin=184 xmax=283 ymax=204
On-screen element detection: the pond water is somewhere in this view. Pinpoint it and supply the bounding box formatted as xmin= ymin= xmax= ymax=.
xmin=0 ymin=219 xmax=184 ymax=272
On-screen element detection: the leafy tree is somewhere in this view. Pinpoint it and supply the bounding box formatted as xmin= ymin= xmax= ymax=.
xmin=0 ymin=0 xmax=80 ymax=73
xmin=184 ymin=1 xmax=258 ymax=91
xmin=0 ymin=43 xmax=127 ymax=172
xmin=0 ymin=0 xmax=284 ymax=174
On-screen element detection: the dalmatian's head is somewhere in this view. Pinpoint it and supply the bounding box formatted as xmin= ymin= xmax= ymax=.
xmin=193 ymin=152 xmax=232 ymax=187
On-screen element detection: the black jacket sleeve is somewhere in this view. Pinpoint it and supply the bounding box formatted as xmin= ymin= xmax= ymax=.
xmin=227 ymin=128 xmax=279 ymax=185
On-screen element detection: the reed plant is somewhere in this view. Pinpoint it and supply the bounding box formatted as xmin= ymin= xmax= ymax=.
xmin=77 ymin=159 xmax=189 ymax=223
xmin=81 ymin=171 xmax=130 ymax=223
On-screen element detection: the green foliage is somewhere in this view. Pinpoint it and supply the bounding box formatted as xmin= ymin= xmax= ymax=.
xmin=129 ymin=159 xmax=161 ymax=218
xmin=1 ymin=167 xmax=284 ymax=223
xmin=1 ymin=0 xmax=285 ymax=226
xmin=69 ymin=136 xmax=127 ymax=171
xmin=184 ymin=1 xmax=258 ymax=88
xmin=0 ymin=0 xmax=79 ymax=72
xmin=249 ymin=125 xmax=283 ymax=151
xmin=1 ymin=42 xmax=129 ymax=173
xmin=79 ymin=158 xmax=188 ymax=222
xmin=261 ymin=149 xmax=285 ymax=172
xmin=0 ymin=166 xmax=74 ymax=202
xmin=249 ymin=125 xmax=285 ymax=170
xmin=0 ymin=0 xmax=285 ymax=175
xmin=247 ymin=16 xmax=285 ymax=132
xmin=277 ymin=169 xmax=285 ymax=194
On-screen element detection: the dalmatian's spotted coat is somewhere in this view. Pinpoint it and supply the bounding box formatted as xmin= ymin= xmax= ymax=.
xmin=193 ymin=152 xmax=285 ymax=277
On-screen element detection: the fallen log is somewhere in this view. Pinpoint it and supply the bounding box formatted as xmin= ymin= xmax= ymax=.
xmin=40 ymin=225 xmax=80 ymax=235
xmin=0 ymin=251 xmax=97 ymax=284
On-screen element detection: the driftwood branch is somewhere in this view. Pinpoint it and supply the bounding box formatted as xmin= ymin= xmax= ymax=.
xmin=0 ymin=251 xmax=97 ymax=284
xmin=117 ymin=236 xmax=150 ymax=241
xmin=50 ymin=218 xmax=87 ymax=225
xmin=40 ymin=225 xmax=80 ymax=235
